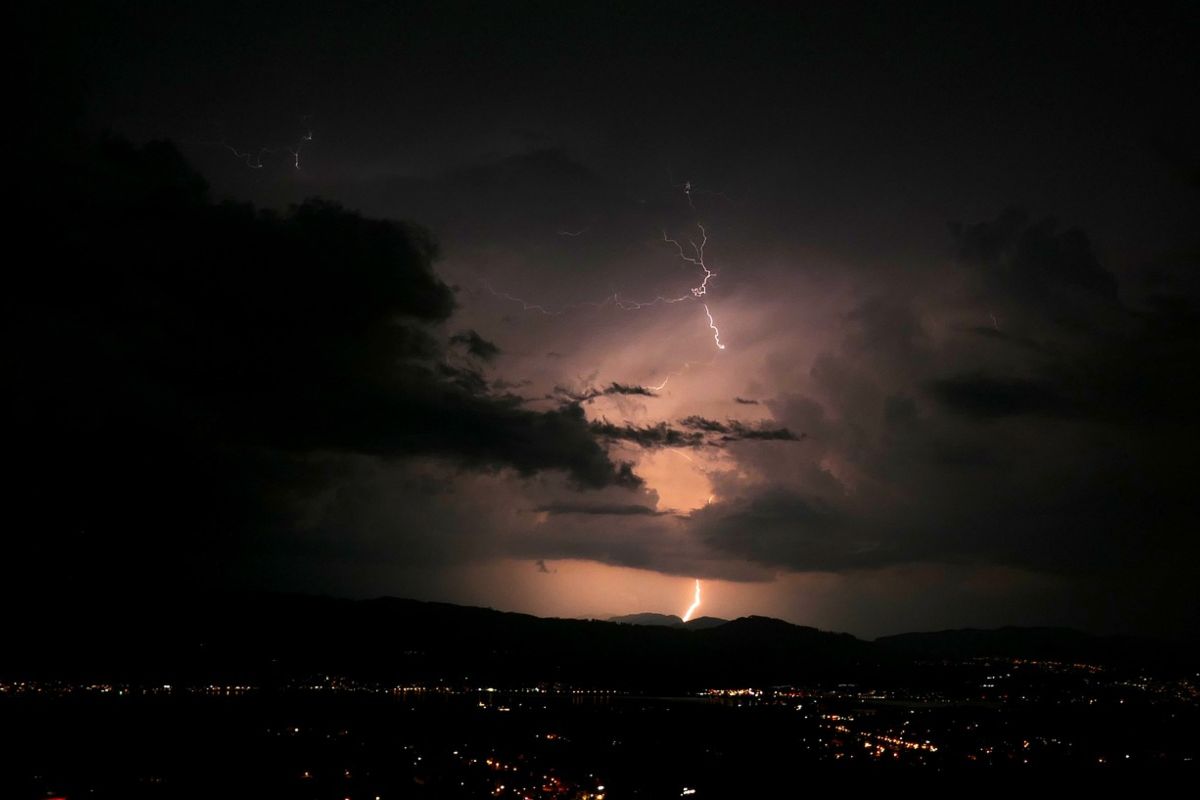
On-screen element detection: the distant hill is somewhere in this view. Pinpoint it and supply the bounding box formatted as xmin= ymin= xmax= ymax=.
xmin=609 ymin=613 xmax=728 ymax=630
xmin=4 ymin=594 xmax=868 ymax=689
xmin=875 ymin=626 xmax=1197 ymax=670
xmin=4 ymin=594 xmax=1194 ymax=687
xmin=610 ymin=613 xmax=684 ymax=626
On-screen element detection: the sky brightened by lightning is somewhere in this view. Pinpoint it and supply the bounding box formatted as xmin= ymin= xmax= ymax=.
xmin=481 ymin=215 xmax=729 ymax=356
xmin=73 ymin=1 xmax=1195 ymax=637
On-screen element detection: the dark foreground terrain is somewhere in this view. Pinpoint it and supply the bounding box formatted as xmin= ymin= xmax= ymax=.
xmin=4 ymin=595 xmax=1197 ymax=797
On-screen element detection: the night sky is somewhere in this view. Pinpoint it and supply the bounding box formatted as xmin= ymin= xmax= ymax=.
xmin=13 ymin=2 xmax=1199 ymax=637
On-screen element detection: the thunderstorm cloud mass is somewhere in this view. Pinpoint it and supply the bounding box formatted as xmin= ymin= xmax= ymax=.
xmin=11 ymin=1 xmax=1199 ymax=639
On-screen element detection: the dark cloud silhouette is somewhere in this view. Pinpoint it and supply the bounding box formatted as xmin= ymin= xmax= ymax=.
xmin=678 ymin=416 xmax=728 ymax=433
xmin=928 ymin=375 xmax=1079 ymax=419
xmin=952 ymin=208 xmax=1123 ymax=333
xmin=553 ymin=382 xmax=658 ymax=404
xmin=450 ymin=329 xmax=501 ymax=361
xmin=591 ymin=421 xmax=705 ymax=449
xmin=953 ymin=208 xmax=1119 ymax=301
xmin=691 ymin=489 xmax=868 ymax=572
xmin=592 ymin=416 xmax=803 ymax=449
xmin=6 ymin=136 xmax=642 ymax=592
xmin=735 ymin=397 xmax=760 ymax=405
xmin=534 ymin=503 xmax=672 ymax=517
xmin=678 ymin=416 xmax=804 ymax=442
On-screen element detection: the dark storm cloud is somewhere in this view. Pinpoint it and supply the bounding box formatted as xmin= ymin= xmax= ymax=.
xmin=951 ymin=208 xmax=1123 ymax=333
xmin=681 ymin=207 xmax=1200 ymax=634
xmin=591 ymin=416 xmax=804 ymax=449
xmin=590 ymin=417 xmax=806 ymax=453
xmin=591 ymin=421 xmax=705 ymax=449
xmin=533 ymin=503 xmax=673 ymax=517
xmin=553 ymin=383 xmax=658 ymax=404
xmin=691 ymin=489 xmax=877 ymax=572
xmin=927 ymin=375 xmax=1079 ymax=419
xmin=678 ymin=416 xmax=804 ymax=443
xmin=329 ymin=145 xmax=625 ymax=253
xmin=735 ymin=397 xmax=759 ymax=405
xmin=6 ymin=136 xmax=642 ymax=591
xmin=938 ymin=209 xmax=1200 ymax=426
xmin=953 ymin=208 xmax=1119 ymax=301
xmin=678 ymin=416 xmax=728 ymax=433
xmin=450 ymin=329 xmax=501 ymax=361
xmin=21 ymin=0 xmax=1200 ymax=633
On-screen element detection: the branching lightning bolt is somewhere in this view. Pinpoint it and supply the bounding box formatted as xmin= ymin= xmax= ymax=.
xmin=661 ymin=223 xmax=726 ymax=349
xmin=222 ymin=143 xmax=272 ymax=169
xmin=286 ymin=129 xmax=314 ymax=170
xmin=487 ymin=222 xmax=726 ymax=352
xmin=480 ymin=280 xmax=619 ymax=316
xmin=682 ymin=579 xmax=701 ymax=622
xmin=703 ymin=303 xmax=725 ymax=350
xmin=482 ymin=181 xmax=731 ymax=417
xmin=661 ymin=224 xmax=715 ymax=298
xmin=202 ymin=119 xmax=314 ymax=171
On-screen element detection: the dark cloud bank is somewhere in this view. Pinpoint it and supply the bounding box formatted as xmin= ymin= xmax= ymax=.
xmin=6 ymin=135 xmax=802 ymax=597
xmin=687 ymin=209 xmax=1200 ymax=633
xmin=6 ymin=137 xmax=646 ymax=592
xmin=12 ymin=0 xmax=1199 ymax=634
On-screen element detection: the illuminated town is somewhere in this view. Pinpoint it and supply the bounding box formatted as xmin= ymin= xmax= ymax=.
xmin=5 ymin=652 xmax=1197 ymax=797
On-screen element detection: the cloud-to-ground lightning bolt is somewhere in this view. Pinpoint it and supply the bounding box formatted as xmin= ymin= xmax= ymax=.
xmin=703 ymin=303 xmax=725 ymax=350
xmin=682 ymin=579 xmax=701 ymax=622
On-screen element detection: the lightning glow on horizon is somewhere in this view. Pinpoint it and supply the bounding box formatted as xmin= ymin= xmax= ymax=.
xmin=682 ymin=579 xmax=702 ymax=622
